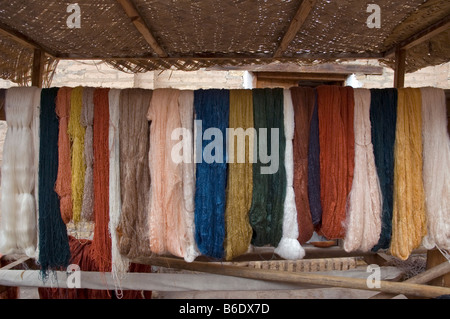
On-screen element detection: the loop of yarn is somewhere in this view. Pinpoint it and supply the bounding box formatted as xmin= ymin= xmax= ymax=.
xmin=290 ymin=87 xmax=315 ymax=243
xmin=38 ymin=88 xmax=71 ymax=276
xmin=420 ymin=87 xmax=450 ymax=252
xmin=117 ymin=89 xmax=152 ymax=259
xmin=147 ymin=88 xmax=190 ymax=260
xmin=81 ymin=87 xmax=95 ymax=221
xmin=225 ymin=89 xmax=254 ymax=261
xmin=344 ymin=88 xmax=382 ymax=252
xmin=0 ymin=87 xmax=40 ymax=257
xmin=317 ymin=86 xmax=355 ymax=239
xmin=248 ymin=88 xmax=286 ymax=247
xmin=108 ymin=89 xmax=130 ymax=276
xmin=307 ymin=93 xmax=322 ymax=226
xmin=194 ymin=89 xmax=229 ymax=259
xmin=68 ymin=87 xmax=85 ymax=224
xmin=54 ymin=87 xmax=73 ymax=224
xmin=178 ymin=90 xmax=200 ymax=262
xmin=370 ymin=88 xmax=397 ymax=251
xmin=274 ymin=89 xmax=305 ymax=260
xmin=91 ymin=88 xmax=111 ymax=272
xmin=390 ymin=88 xmax=427 ymax=260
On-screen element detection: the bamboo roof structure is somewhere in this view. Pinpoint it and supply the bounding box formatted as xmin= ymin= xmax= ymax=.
xmin=0 ymin=0 xmax=449 ymax=85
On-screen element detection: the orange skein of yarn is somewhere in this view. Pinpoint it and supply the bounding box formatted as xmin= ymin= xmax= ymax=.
xmin=91 ymin=88 xmax=112 ymax=272
xmin=317 ymin=86 xmax=355 ymax=239
xmin=55 ymin=87 xmax=73 ymax=224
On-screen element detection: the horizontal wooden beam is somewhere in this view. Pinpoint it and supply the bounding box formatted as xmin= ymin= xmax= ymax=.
xmin=207 ymin=62 xmax=384 ymax=75
xmin=0 ymin=21 xmax=57 ymax=58
xmin=273 ymin=0 xmax=317 ymax=58
xmin=384 ymin=14 xmax=450 ymax=57
xmin=255 ymin=72 xmax=349 ymax=82
xmin=55 ymin=51 xmax=384 ymax=62
xmin=117 ymin=0 xmax=167 ymax=58
xmin=134 ymin=256 xmax=450 ymax=298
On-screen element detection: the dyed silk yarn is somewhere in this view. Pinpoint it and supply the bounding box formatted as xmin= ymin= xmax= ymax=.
xmin=194 ymin=89 xmax=229 ymax=259
xmin=370 ymin=88 xmax=397 ymax=251
xmin=248 ymin=88 xmax=286 ymax=247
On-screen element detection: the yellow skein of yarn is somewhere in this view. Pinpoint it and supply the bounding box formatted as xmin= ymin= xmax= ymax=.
xmin=225 ymin=89 xmax=254 ymax=260
xmin=68 ymin=86 xmax=86 ymax=224
xmin=390 ymin=88 xmax=427 ymax=260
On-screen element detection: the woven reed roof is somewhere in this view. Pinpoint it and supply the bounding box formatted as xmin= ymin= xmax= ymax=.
xmin=0 ymin=0 xmax=449 ymax=85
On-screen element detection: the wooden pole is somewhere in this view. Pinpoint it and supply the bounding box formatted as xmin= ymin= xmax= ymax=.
xmin=133 ymin=256 xmax=450 ymax=298
xmin=370 ymin=261 xmax=450 ymax=299
xmin=31 ymin=49 xmax=45 ymax=88
xmin=394 ymin=47 xmax=406 ymax=88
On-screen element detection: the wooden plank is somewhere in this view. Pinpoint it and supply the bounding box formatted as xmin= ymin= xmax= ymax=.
xmin=134 ymin=256 xmax=450 ymax=298
xmin=0 ymin=21 xmax=57 ymax=58
xmin=31 ymin=49 xmax=45 ymax=88
xmin=370 ymin=260 xmax=450 ymax=299
xmin=207 ymin=62 xmax=384 ymax=75
xmin=384 ymin=15 xmax=450 ymax=57
xmin=273 ymin=0 xmax=317 ymax=58
xmin=116 ymin=0 xmax=167 ymax=57
xmin=255 ymin=72 xmax=348 ymax=82
xmin=426 ymin=249 xmax=450 ymax=288
xmin=394 ymin=48 xmax=406 ymax=88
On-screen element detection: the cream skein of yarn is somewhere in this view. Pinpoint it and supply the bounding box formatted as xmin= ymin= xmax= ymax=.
xmin=0 ymin=87 xmax=40 ymax=257
xmin=274 ymin=89 xmax=305 ymax=260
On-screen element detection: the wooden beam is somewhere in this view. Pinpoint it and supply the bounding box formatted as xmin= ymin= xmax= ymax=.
xmin=207 ymin=62 xmax=384 ymax=75
xmin=273 ymin=0 xmax=317 ymax=58
xmin=394 ymin=48 xmax=406 ymax=88
xmin=31 ymin=49 xmax=45 ymax=88
xmin=134 ymin=256 xmax=450 ymax=298
xmin=255 ymin=72 xmax=348 ymax=82
xmin=370 ymin=260 xmax=450 ymax=299
xmin=0 ymin=22 xmax=56 ymax=58
xmin=117 ymin=0 xmax=167 ymax=57
xmin=55 ymin=51 xmax=384 ymax=61
xmin=384 ymin=14 xmax=450 ymax=57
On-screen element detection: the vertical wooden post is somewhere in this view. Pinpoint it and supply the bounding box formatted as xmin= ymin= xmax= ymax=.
xmin=393 ymin=47 xmax=406 ymax=89
xmin=31 ymin=49 xmax=44 ymax=88
xmin=426 ymin=249 xmax=450 ymax=288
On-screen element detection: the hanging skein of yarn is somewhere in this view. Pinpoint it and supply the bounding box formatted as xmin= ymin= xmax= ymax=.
xmin=390 ymin=88 xmax=427 ymax=260
xmin=290 ymin=87 xmax=315 ymax=243
xmin=0 ymin=87 xmax=40 ymax=257
xmin=307 ymin=92 xmax=322 ymax=227
xmin=420 ymin=87 xmax=450 ymax=252
xmin=54 ymin=87 xmax=73 ymax=224
xmin=147 ymin=88 xmax=189 ymax=260
xmin=344 ymin=88 xmax=382 ymax=252
xmin=194 ymin=89 xmax=229 ymax=259
xmin=117 ymin=89 xmax=152 ymax=259
xmin=91 ymin=88 xmax=111 ymax=273
xmin=80 ymin=87 xmax=95 ymax=222
xmin=32 ymin=87 xmax=41 ymax=258
xmin=68 ymin=86 xmax=85 ymax=224
xmin=317 ymin=86 xmax=355 ymax=239
xmin=178 ymin=90 xmax=200 ymax=262
xmin=108 ymin=89 xmax=130 ymax=275
xmin=248 ymin=88 xmax=286 ymax=247
xmin=274 ymin=89 xmax=305 ymax=260
xmin=38 ymin=88 xmax=71 ymax=276
xmin=224 ymin=89 xmax=254 ymax=261
xmin=370 ymin=88 xmax=397 ymax=251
